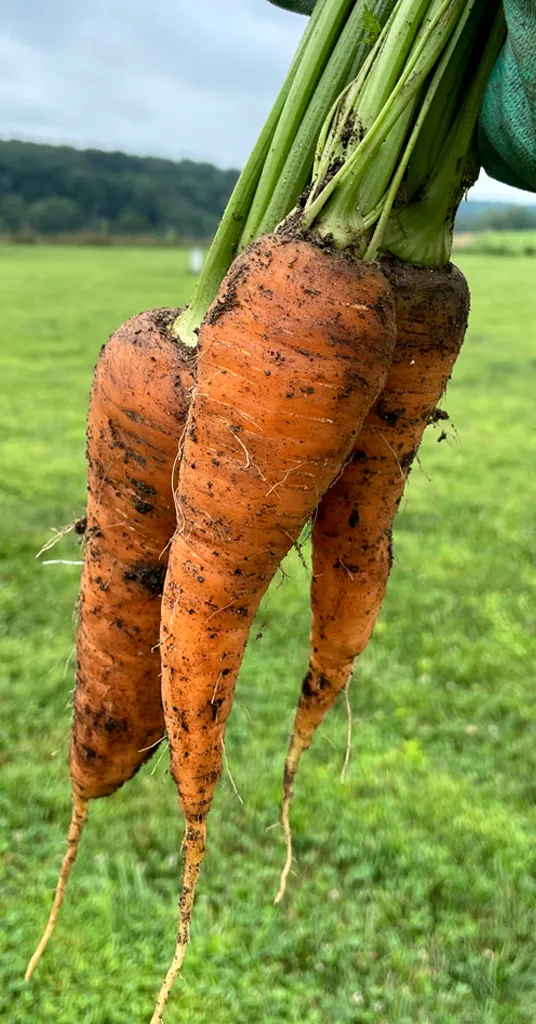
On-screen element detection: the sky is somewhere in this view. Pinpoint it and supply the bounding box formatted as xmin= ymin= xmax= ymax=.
xmin=0 ymin=0 xmax=532 ymax=205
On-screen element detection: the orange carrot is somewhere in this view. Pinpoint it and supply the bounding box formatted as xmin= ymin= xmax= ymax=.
xmin=26 ymin=309 xmax=194 ymax=981
xmin=276 ymin=260 xmax=470 ymax=901
xmin=150 ymin=234 xmax=397 ymax=1020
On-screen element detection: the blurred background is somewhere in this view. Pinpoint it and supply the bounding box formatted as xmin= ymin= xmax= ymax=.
xmin=2 ymin=3 xmax=536 ymax=1023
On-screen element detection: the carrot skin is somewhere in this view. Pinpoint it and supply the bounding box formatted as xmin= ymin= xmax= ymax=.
xmin=162 ymin=236 xmax=396 ymax=820
xmin=72 ymin=310 xmax=194 ymax=800
xmin=304 ymin=261 xmax=470 ymax=735
xmin=279 ymin=262 xmax=470 ymax=887
xmin=152 ymin=235 xmax=397 ymax=1017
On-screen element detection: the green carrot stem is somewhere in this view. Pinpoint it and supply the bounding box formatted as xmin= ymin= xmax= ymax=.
xmin=238 ymin=0 xmax=355 ymax=248
xmin=173 ymin=0 xmax=326 ymax=347
xmin=302 ymin=0 xmax=470 ymax=249
xmin=381 ymin=3 xmax=506 ymax=265
xmin=178 ymin=0 xmax=506 ymax=345
xmin=363 ymin=0 xmax=482 ymax=260
xmin=176 ymin=0 xmax=400 ymax=345
xmin=248 ymin=0 xmax=396 ymax=244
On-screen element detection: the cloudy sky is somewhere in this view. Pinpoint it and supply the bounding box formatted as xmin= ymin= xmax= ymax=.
xmin=0 ymin=0 xmax=531 ymax=204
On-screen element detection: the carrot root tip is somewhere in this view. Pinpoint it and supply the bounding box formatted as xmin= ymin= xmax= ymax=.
xmin=149 ymin=942 xmax=188 ymax=1024
xmin=274 ymin=732 xmax=310 ymax=905
xmin=25 ymin=793 xmax=88 ymax=982
xmin=150 ymin=821 xmax=206 ymax=1021
xmin=274 ymin=788 xmax=294 ymax=906
xmin=340 ymin=681 xmax=353 ymax=785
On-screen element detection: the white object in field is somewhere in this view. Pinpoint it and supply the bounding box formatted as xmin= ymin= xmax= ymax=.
xmin=189 ymin=248 xmax=204 ymax=274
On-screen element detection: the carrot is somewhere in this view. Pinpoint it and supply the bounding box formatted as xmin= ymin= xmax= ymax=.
xmin=25 ymin=309 xmax=194 ymax=981
xmin=149 ymin=234 xmax=396 ymax=1020
xmin=272 ymin=0 xmax=506 ymax=902
xmin=273 ymin=0 xmax=506 ymax=899
xmin=150 ymin=0 xmax=499 ymax=1009
xmin=275 ymin=259 xmax=470 ymax=901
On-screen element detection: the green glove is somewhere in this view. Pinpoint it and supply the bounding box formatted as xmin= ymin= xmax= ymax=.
xmin=479 ymin=0 xmax=536 ymax=192
xmin=268 ymin=0 xmax=317 ymax=13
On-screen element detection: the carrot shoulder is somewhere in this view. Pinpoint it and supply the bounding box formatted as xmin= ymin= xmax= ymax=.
xmin=26 ymin=310 xmax=194 ymax=981
xmin=276 ymin=260 xmax=470 ymax=900
xmin=151 ymin=235 xmax=396 ymax=1020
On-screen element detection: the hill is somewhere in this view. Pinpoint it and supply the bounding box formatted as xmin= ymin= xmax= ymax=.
xmin=0 ymin=139 xmax=239 ymax=240
xmin=456 ymin=199 xmax=536 ymax=232
xmin=0 ymin=139 xmax=535 ymax=241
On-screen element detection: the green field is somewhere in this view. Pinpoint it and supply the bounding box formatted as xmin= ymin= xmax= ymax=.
xmin=2 ymin=245 xmax=536 ymax=1024
xmin=453 ymin=232 xmax=536 ymax=256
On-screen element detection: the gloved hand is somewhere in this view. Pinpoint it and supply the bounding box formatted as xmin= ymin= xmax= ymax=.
xmin=268 ymin=0 xmax=317 ymax=13
xmin=479 ymin=0 xmax=536 ymax=192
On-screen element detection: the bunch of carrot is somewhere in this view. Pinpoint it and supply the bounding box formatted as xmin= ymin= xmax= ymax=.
xmin=26 ymin=0 xmax=507 ymax=1020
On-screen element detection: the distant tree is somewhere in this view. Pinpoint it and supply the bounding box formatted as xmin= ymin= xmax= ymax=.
xmin=4 ymin=140 xmax=536 ymax=242
xmin=0 ymin=139 xmax=239 ymax=238
xmin=505 ymin=205 xmax=536 ymax=230
xmin=483 ymin=205 xmax=536 ymax=231
xmin=0 ymin=194 xmax=28 ymax=231
xmin=114 ymin=208 xmax=151 ymax=234
xmin=455 ymin=199 xmax=536 ymax=233
xmin=28 ymin=196 xmax=83 ymax=234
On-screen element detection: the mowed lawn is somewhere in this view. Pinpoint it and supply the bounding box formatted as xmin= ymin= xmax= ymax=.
xmin=1 ymin=245 xmax=536 ymax=1024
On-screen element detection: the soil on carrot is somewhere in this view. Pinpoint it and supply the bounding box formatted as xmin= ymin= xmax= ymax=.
xmin=150 ymin=307 xmax=180 ymax=337
xmin=122 ymin=563 xmax=167 ymax=595
xmin=205 ymin=261 xmax=248 ymax=326
xmin=430 ymin=407 xmax=450 ymax=423
xmin=131 ymin=496 xmax=155 ymax=515
xmin=127 ymin=477 xmax=157 ymax=497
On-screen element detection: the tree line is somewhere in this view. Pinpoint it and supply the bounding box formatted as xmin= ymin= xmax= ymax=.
xmin=1 ymin=139 xmax=535 ymax=241
xmin=455 ymin=200 xmax=536 ymax=232
xmin=0 ymin=140 xmax=239 ymax=240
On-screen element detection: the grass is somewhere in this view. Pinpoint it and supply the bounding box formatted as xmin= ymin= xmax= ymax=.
xmin=1 ymin=244 xmax=536 ymax=1024
xmin=454 ymin=230 xmax=536 ymax=256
